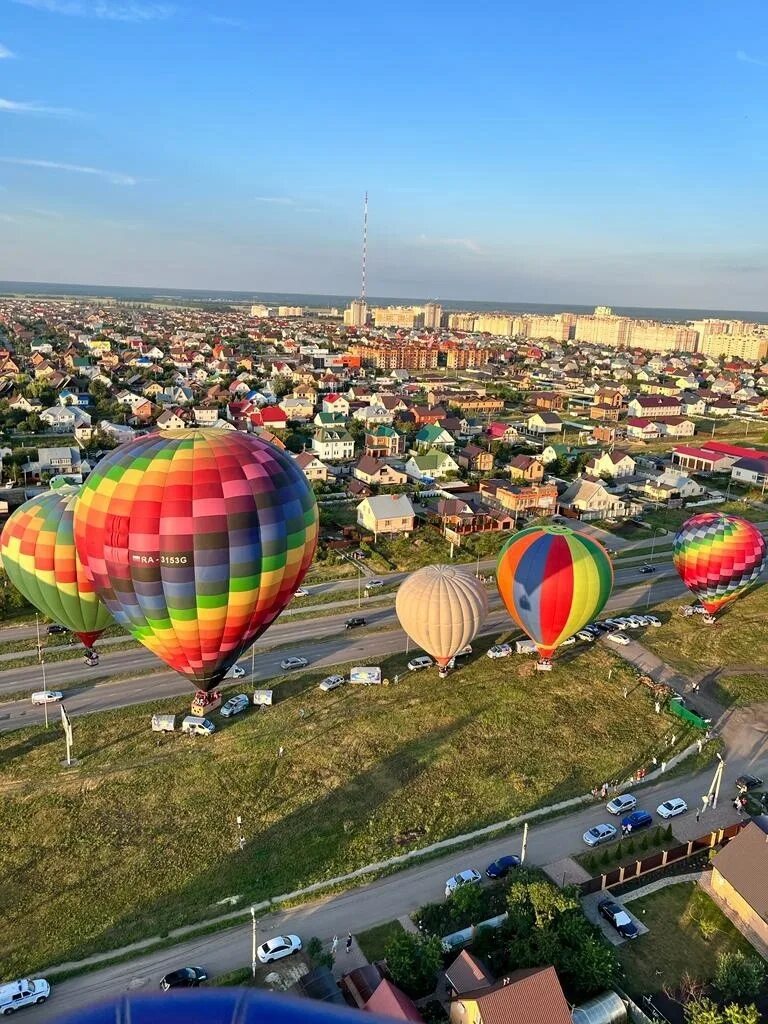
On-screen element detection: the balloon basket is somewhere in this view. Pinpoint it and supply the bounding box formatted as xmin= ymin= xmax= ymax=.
xmin=535 ymin=659 xmax=553 ymax=672
xmin=702 ymin=614 xmax=716 ymax=625
xmin=191 ymin=690 xmax=222 ymax=717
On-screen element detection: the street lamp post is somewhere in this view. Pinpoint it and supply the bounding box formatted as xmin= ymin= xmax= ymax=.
xmin=35 ymin=613 xmax=49 ymax=729
xmin=251 ymin=907 xmax=258 ymax=979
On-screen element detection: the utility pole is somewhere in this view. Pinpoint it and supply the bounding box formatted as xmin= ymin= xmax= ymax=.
xmin=521 ymin=821 xmax=529 ymax=864
xmin=36 ymin=613 xmax=49 ymax=729
xmin=251 ymin=907 xmax=258 ymax=979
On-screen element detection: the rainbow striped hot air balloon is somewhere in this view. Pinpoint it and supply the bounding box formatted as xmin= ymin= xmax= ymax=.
xmin=0 ymin=487 xmax=112 ymax=649
xmin=496 ymin=525 xmax=614 ymax=661
xmin=72 ymin=429 xmax=319 ymax=690
xmin=673 ymin=512 xmax=766 ymax=616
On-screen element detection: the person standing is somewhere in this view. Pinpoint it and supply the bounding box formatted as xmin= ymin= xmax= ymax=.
xmin=346 ymin=932 xmax=353 ymax=954
xmin=331 ymin=935 xmax=338 ymax=956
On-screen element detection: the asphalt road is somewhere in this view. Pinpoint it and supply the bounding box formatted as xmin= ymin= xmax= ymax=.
xmin=22 ymin=700 xmax=768 ymax=1023
xmin=0 ymin=566 xmax=686 ymax=733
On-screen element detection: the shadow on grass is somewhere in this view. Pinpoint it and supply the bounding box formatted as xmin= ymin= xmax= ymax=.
xmin=0 ymin=724 xmax=62 ymax=773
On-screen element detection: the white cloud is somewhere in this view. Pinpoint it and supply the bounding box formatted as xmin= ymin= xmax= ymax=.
xmin=11 ymin=0 xmax=174 ymax=22
xmin=416 ymin=234 xmax=484 ymax=255
xmin=0 ymin=97 xmax=79 ymax=116
xmin=0 ymin=44 xmax=16 ymax=59
xmin=0 ymin=157 xmax=137 ymax=185
xmin=736 ymin=49 xmax=768 ymax=67
xmin=253 ymin=196 xmax=295 ymax=205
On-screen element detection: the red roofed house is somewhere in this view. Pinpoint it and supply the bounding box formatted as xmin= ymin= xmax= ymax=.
xmin=259 ymin=406 xmax=288 ymax=429
xmin=322 ymin=393 xmax=350 ymax=415
xmin=671 ymin=446 xmax=735 ymax=473
xmin=364 ymin=979 xmax=423 ymax=1021
xmin=449 ymin=965 xmax=572 ymax=1024
xmin=625 ymin=417 xmax=659 ymax=440
xmin=627 ymin=394 xmax=682 ymax=418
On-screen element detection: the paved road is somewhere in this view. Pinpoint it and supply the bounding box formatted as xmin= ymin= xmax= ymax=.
xmin=23 ymin=699 xmax=768 ymax=1023
xmin=0 ymin=569 xmax=686 ymax=734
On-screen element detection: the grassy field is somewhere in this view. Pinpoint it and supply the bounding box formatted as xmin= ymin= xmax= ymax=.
xmin=356 ymin=920 xmax=404 ymax=962
xmin=618 ymin=881 xmax=759 ymax=995
xmin=0 ymin=640 xmax=678 ymax=976
xmin=712 ymin=674 xmax=768 ymax=707
xmin=641 ymin=585 xmax=768 ymax=680
xmin=371 ymin=529 xmax=505 ymax=572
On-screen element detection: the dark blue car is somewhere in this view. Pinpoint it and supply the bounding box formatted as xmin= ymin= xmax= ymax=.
xmin=621 ymin=810 xmax=653 ymax=831
xmin=486 ymin=855 xmax=521 ymax=878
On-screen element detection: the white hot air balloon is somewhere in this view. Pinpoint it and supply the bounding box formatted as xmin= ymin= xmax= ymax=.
xmin=396 ymin=564 xmax=489 ymax=672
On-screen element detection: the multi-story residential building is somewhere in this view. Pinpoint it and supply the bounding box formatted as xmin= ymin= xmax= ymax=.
xmin=343 ymin=299 xmax=368 ymax=327
xmin=473 ymin=314 xmax=513 ymax=336
xmin=365 ymin=425 xmax=404 ymax=458
xmin=518 ymin=314 xmax=575 ymax=341
xmin=574 ymin=314 xmax=631 ymax=348
xmin=629 ymin=322 xmax=698 ymax=353
xmin=372 ymin=306 xmax=425 ymax=329
xmin=479 ymin=479 xmax=558 ymax=516
xmin=699 ymin=333 xmax=768 ymax=361
xmin=447 ymin=313 xmax=476 ymax=331
xmin=423 ymin=302 xmax=443 ymax=329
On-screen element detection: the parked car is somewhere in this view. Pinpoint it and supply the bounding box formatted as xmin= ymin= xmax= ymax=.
xmin=0 ymin=980 xmax=51 ymax=1013
xmin=606 ymin=794 xmax=637 ymax=815
xmin=576 ymin=630 xmax=596 ymax=642
xmin=445 ymin=869 xmax=482 ymax=897
xmin=485 ymin=855 xmax=521 ymax=879
xmin=160 ymin=967 xmax=208 ymax=991
xmin=515 ymin=639 xmax=538 ymax=654
xmin=257 ymin=935 xmax=302 ymax=964
xmin=31 ymin=690 xmax=64 ymax=705
xmin=621 ymin=810 xmax=653 ymax=832
xmin=583 ymin=823 xmax=617 ymax=847
xmin=657 ymin=798 xmax=688 ymax=819
xmin=226 ymin=664 xmax=246 ymax=679
xmin=46 ymin=624 xmax=69 ymax=635
xmin=294 ymin=588 xmax=309 ymax=598
xmin=220 ymin=694 xmax=249 ymax=718
xmin=407 ymin=656 xmax=433 ymax=671
xmin=181 ymin=716 xmax=215 ymax=736
xmin=345 ymin=617 xmax=366 ymax=629
xmin=364 ymin=580 xmax=384 ymax=591
xmin=736 ymin=774 xmax=763 ymax=792
xmin=559 ymin=636 xmax=576 ymax=647
xmin=487 ymin=644 xmax=513 ymax=659
xmin=280 ymin=657 xmax=308 ymax=670
xmin=645 ymin=615 xmax=662 ymax=627
xmin=598 ymin=899 xmax=639 ymax=940
xmin=638 ymin=565 xmax=656 ymax=575
xmin=606 ymin=632 xmax=630 ymax=646
xmin=319 ymin=674 xmax=345 ymax=692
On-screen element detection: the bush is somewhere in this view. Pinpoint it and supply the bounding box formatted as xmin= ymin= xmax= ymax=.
xmin=422 ymin=1000 xmax=449 ymax=1024
xmin=384 ymin=932 xmax=443 ymax=999
xmin=613 ymin=842 xmax=624 ymax=862
xmin=653 ymin=826 xmax=662 ymax=845
xmin=714 ymin=950 xmax=766 ymax=1003
xmin=665 ymin=823 xmax=674 ymax=841
xmin=626 ymin=837 xmax=636 ymax=855
xmin=600 ymin=849 xmax=611 ymax=868
xmin=639 ymin=834 xmax=649 ymax=851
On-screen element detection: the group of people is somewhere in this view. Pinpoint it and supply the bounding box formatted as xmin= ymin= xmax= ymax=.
xmin=591 ymin=780 xmax=621 ymax=800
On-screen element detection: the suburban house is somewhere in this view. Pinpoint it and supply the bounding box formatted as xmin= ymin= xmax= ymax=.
xmin=405 ymin=449 xmax=460 ymax=481
xmin=353 ymin=456 xmax=408 ymax=487
xmin=255 ymin=406 xmax=288 ymax=430
xmin=509 ymin=454 xmax=545 ymax=483
xmin=415 ymin=424 xmax=455 ymax=451
xmin=625 ymin=417 xmax=660 ymax=440
xmin=364 ymin=980 xmax=422 ymax=1021
xmin=655 ymin=417 xmax=695 ymax=438
xmin=705 ymin=820 xmax=768 ymax=955
xmin=487 ymin=422 xmax=519 ymax=443
xmin=314 ymin=411 xmax=348 ymax=428
xmin=672 ymin=445 xmax=735 ymax=473
xmin=193 ymin=405 xmax=220 ymax=426
xmin=478 ymin=479 xmax=558 ymax=517
xmin=448 ymin=962 xmax=572 ymax=1024
xmin=156 ymin=409 xmax=187 ymax=430
xmin=427 ymin=498 xmax=513 ymax=538
xmin=730 ymin=456 xmax=768 ymax=488
xmin=525 ymin=411 xmax=563 ymax=434
xmin=584 ymin=450 xmax=636 ymax=478
xmin=312 ymin=427 xmax=355 ymax=461
xmin=365 ymin=425 xmax=404 ymax=458
xmin=642 ymin=468 xmax=705 ymax=502
xmin=558 ymin=477 xmax=642 ymax=521
xmin=39 ymin=406 xmax=80 ymax=432
xmin=322 ymin=393 xmax=350 ymax=416
xmin=27 ymin=447 xmax=82 ymax=480
xmin=533 ymin=391 xmax=566 ymax=411
xmin=292 ymin=451 xmax=330 ymax=482
xmin=357 ymin=494 xmax=416 ymax=538
xmin=627 ymin=394 xmax=682 ymax=418
xmin=457 ymin=444 xmax=493 ymax=473
xmin=279 ymin=396 xmax=315 ymax=421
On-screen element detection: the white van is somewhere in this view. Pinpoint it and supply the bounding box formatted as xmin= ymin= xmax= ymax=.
xmin=151 ymin=714 xmax=176 ymax=733
xmin=0 ymin=979 xmax=51 ymax=1013
xmin=515 ymin=639 xmax=538 ymax=655
xmin=181 ymin=716 xmax=215 ymax=736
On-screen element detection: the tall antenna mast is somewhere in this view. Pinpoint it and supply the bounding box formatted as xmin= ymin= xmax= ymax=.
xmin=360 ymin=191 xmax=368 ymax=302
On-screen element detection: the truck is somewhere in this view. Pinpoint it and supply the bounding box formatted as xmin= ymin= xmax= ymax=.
xmin=515 ymin=639 xmax=538 ymax=655
xmin=0 ymin=979 xmax=51 ymax=1013
xmin=151 ymin=713 xmax=176 ymax=733
xmin=181 ymin=716 xmax=215 ymax=736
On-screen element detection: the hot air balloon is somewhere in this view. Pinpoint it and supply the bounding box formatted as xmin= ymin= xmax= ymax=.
xmin=496 ymin=525 xmax=613 ymax=663
xmin=72 ymin=429 xmax=319 ymax=692
xmin=396 ymin=564 xmax=489 ymax=672
xmin=0 ymin=487 xmax=112 ymax=650
xmin=673 ymin=512 xmax=766 ymax=616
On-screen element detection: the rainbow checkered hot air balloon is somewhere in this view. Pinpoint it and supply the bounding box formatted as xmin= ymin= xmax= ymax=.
xmin=72 ymin=430 xmax=319 ymax=690
xmin=673 ymin=512 xmax=766 ymax=616
xmin=0 ymin=487 xmax=112 ymax=649
xmin=496 ymin=525 xmax=614 ymax=661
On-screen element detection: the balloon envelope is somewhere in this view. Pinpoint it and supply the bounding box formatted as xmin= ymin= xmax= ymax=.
xmin=0 ymin=487 xmax=112 ymax=648
xmin=496 ymin=526 xmax=613 ymax=659
xmin=396 ymin=564 xmax=489 ymax=667
xmin=73 ymin=429 xmax=319 ymax=690
xmin=673 ymin=512 xmax=766 ymax=615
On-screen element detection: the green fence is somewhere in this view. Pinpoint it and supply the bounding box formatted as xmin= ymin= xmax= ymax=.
xmin=668 ymin=699 xmax=709 ymax=730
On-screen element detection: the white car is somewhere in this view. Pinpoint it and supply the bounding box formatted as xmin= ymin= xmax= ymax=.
xmin=220 ymin=694 xmax=249 ymax=718
xmin=624 ymin=616 xmax=645 ymax=629
xmin=280 ymin=657 xmax=308 ymax=670
xmin=645 ymin=615 xmax=662 ymax=627
xmin=445 ymin=868 xmax=482 ymax=897
xmin=606 ymin=794 xmax=637 ymax=815
xmin=487 ymin=644 xmax=512 ymax=659
xmin=606 ymin=632 xmax=630 ymax=646
xmin=31 ymin=690 xmax=64 ymax=705
xmin=407 ymin=656 xmax=433 ymax=671
xmin=0 ymin=979 xmax=51 ymax=1013
xmin=657 ymin=798 xmax=688 ymax=819
xmin=576 ymin=630 xmax=596 ymax=642
xmin=226 ymin=665 xmax=246 ymax=679
xmin=294 ymin=588 xmax=309 ymax=598
xmin=583 ymin=823 xmax=618 ymax=847
xmin=559 ymin=636 xmax=576 ymax=647
xmin=365 ymin=580 xmax=384 ymax=591
xmin=319 ymin=674 xmax=344 ymax=692
xmin=256 ymin=934 xmax=302 ymax=964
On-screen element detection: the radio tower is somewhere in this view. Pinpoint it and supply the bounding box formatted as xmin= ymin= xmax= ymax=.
xmin=360 ymin=190 xmax=368 ymax=303
xmin=343 ymin=193 xmax=369 ymax=328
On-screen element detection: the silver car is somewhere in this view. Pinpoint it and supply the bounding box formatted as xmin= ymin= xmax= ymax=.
xmin=220 ymin=694 xmax=249 ymax=718
xmin=606 ymin=794 xmax=637 ymax=815
xmin=583 ymin=823 xmax=618 ymax=847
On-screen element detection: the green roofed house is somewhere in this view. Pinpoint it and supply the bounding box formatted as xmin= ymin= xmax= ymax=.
xmin=314 ymin=411 xmax=348 ymax=428
xmin=415 ymin=423 xmax=455 ymax=451
xmin=405 ymin=448 xmax=460 ymax=481
xmin=365 ymin=424 xmax=404 ymax=458
xmin=312 ymin=427 xmax=355 ymax=462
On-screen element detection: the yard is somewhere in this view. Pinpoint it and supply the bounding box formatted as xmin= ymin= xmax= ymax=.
xmin=370 ymin=528 xmax=506 ymax=572
xmin=641 ymin=585 xmax=768 ymax=683
xmin=356 ymin=920 xmax=405 ymax=963
xmin=642 ymin=501 xmax=766 ymax=534
xmin=0 ymin=641 xmax=677 ymax=976
xmin=617 ymin=881 xmax=759 ymax=996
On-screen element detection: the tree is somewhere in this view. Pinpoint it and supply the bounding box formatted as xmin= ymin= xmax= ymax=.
xmin=723 ymin=1006 xmax=760 ymax=1024
xmin=685 ymin=997 xmax=723 ymax=1024
xmin=449 ymin=880 xmax=487 ymax=925
xmin=714 ymin=951 xmax=766 ymax=1004
xmin=384 ymin=931 xmax=443 ymax=999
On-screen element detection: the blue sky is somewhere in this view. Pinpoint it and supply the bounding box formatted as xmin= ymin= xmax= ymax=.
xmin=1 ymin=0 xmax=768 ymax=307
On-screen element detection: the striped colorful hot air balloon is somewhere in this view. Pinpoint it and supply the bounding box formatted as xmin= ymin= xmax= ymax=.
xmin=72 ymin=430 xmax=319 ymax=691
xmin=0 ymin=487 xmax=112 ymax=649
xmin=673 ymin=512 xmax=766 ymax=616
xmin=496 ymin=525 xmax=614 ymax=661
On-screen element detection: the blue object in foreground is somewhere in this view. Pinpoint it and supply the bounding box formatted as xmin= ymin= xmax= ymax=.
xmin=52 ymin=990 xmax=389 ymax=1024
